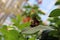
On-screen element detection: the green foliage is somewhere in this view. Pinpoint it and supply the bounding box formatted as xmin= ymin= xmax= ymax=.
xmin=22 ymin=4 xmax=45 ymax=21
xmin=5 ymin=30 xmax=19 ymax=40
xmin=18 ymin=34 xmax=25 ymax=40
xmin=48 ymin=0 xmax=60 ymax=38
xmin=49 ymin=30 xmax=59 ymax=37
xmin=49 ymin=9 xmax=60 ymax=17
xmin=11 ymin=15 xmax=31 ymax=30
xmin=0 ymin=25 xmax=19 ymax=40
xmin=0 ymin=36 xmax=1 ymax=40
xmin=55 ymin=0 xmax=60 ymax=5
xmin=28 ymin=36 xmax=36 ymax=40
xmin=0 ymin=15 xmax=31 ymax=40
xmin=0 ymin=25 xmax=8 ymax=35
xmin=48 ymin=3 xmax=60 ymax=39
xmin=21 ymin=25 xmax=52 ymax=34
xmin=0 ymin=14 xmax=50 ymax=40
xmin=1 ymin=1 xmax=60 ymax=40
xmin=0 ymin=15 xmax=40 ymax=40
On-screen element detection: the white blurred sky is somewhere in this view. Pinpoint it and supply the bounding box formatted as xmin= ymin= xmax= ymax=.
xmin=4 ymin=0 xmax=57 ymax=25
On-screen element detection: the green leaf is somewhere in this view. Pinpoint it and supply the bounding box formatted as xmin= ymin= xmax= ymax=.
xmin=55 ymin=0 xmax=60 ymax=5
xmin=28 ymin=37 xmax=35 ymax=40
xmin=0 ymin=25 xmax=19 ymax=40
xmin=0 ymin=36 xmax=1 ymax=40
xmin=56 ymin=20 xmax=60 ymax=26
xmin=19 ymin=37 xmax=25 ymax=40
xmin=16 ymin=15 xmax=22 ymax=23
xmin=18 ymin=22 xmax=31 ymax=30
xmin=11 ymin=15 xmax=22 ymax=27
xmin=32 ymin=5 xmax=39 ymax=9
xmin=5 ymin=30 xmax=19 ymax=40
xmin=0 ymin=25 xmax=8 ymax=35
xmin=38 ymin=10 xmax=45 ymax=15
xmin=55 ymin=2 xmax=60 ymax=5
xmin=49 ymin=30 xmax=58 ymax=37
xmin=23 ymin=4 xmax=32 ymax=8
xmin=21 ymin=25 xmax=53 ymax=34
xmin=19 ymin=33 xmax=26 ymax=40
xmin=49 ymin=9 xmax=60 ymax=17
